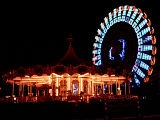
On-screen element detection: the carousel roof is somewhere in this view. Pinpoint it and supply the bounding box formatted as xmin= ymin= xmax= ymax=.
xmin=57 ymin=36 xmax=87 ymax=66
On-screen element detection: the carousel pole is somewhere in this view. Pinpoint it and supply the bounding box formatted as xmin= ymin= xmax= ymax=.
xmin=19 ymin=82 xmax=21 ymax=96
xmin=11 ymin=69 xmax=15 ymax=97
xmin=108 ymin=84 xmax=110 ymax=94
xmin=103 ymin=82 xmax=104 ymax=94
xmin=23 ymin=83 xmax=24 ymax=97
xmin=36 ymin=86 xmax=38 ymax=97
xmin=12 ymin=80 xmax=14 ymax=97
xmin=125 ymin=82 xmax=127 ymax=95
xmin=116 ymin=80 xmax=117 ymax=95
xmin=111 ymin=79 xmax=113 ymax=94
xmin=129 ymin=77 xmax=131 ymax=95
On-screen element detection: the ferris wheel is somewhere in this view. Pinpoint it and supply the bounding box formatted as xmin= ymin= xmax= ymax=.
xmin=92 ymin=5 xmax=157 ymax=84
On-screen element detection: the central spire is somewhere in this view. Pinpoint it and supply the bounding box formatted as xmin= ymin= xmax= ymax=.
xmin=57 ymin=34 xmax=86 ymax=66
xmin=66 ymin=34 xmax=74 ymax=46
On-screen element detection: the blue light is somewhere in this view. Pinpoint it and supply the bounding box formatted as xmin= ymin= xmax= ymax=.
xmin=143 ymin=36 xmax=152 ymax=43
xmin=138 ymin=19 xmax=148 ymax=31
xmin=97 ymin=29 xmax=105 ymax=38
xmin=109 ymin=47 xmax=114 ymax=60
xmin=101 ymin=23 xmax=107 ymax=33
xmin=118 ymin=6 xmax=121 ymax=17
xmin=73 ymin=84 xmax=78 ymax=94
xmin=109 ymin=12 xmax=113 ymax=22
xmin=137 ymin=27 xmax=151 ymax=39
xmin=113 ymin=8 xmax=118 ymax=24
xmin=92 ymin=49 xmax=101 ymax=55
xmin=137 ymin=52 xmax=152 ymax=60
xmin=131 ymin=8 xmax=138 ymax=20
xmin=132 ymin=64 xmax=138 ymax=72
xmin=104 ymin=85 xmax=107 ymax=91
xmin=140 ymin=61 xmax=149 ymax=70
xmin=113 ymin=8 xmax=117 ymax=19
xmin=125 ymin=17 xmax=130 ymax=23
xmin=92 ymin=50 xmax=97 ymax=54
xmin=142 ymin=27 xmax=151 ymax=35
xmin=135 ymin=59 xmax=141 ymax=67
xmin=122 ymin=5 xmax=127 ymax=16
xmin=92 ymin=56 xmax=97 ymax=61
xmin=135 ymin=12 xmax=143 ymax=24
xmin=136 ymin=68 xmax=145 ymax=78
xmin=95 ymin=60 xmax=102 ymax=66
xmin=137 ymin=52 xmax=143 ymax=59
xmin=121 ymin=5 xmax=127 ymax=22
xmin=118 ymin=39 xmax=126 ymax=60
xmin=138 ymin=45 xmax=152 ymax=52
xmin=104 ymin=17 xmax=109 ymax=26
xmin=93 ymin=43 xmax=102 ymax=49
xmin=138 ymin=36 xmax=152 ymax=45
xmin=142 ymin=53 xmax=152 ymax=60
xmin=134 ymin=74 xmax=141 ymax=85
xmin=127 ymin=6 xmax=133 ymax=17
xmin=129 ymin=8 xmax=138 ymax=25
xmin=95 ymin=36 xmax=103 ymax=43
xmin=132 ymin=12 xmax=143 ymax=29
xmin=132 ymin=21 xmax=138 ymax=29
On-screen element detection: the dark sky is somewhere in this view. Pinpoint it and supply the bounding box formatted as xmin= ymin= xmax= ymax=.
xmin=1 ymin=0 xmax=160 ymax=74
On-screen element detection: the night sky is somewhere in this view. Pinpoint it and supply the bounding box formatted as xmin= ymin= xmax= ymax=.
xmin=1 ymin=0 xmax=160 ymax=75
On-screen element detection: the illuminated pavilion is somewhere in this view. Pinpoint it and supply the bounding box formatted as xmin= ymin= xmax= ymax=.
xmin=3 ymin=37 xmax=129 ymax=102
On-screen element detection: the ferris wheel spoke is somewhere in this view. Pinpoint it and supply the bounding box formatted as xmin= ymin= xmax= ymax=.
xmin=136 ymin=68 xmax=146 ymax=78
xmin=140 ymin=61 xmax=150 ymax=70
xmin=126 ymin=6 xmax=133 ymax=18
xmin=138 ymin=36 xmax=152 ymax=45
xmin=137 ymin=26 xmax=151 ymax=39
xmin=137 ymin=52 xmax=152 ymax=60
xmin=129 ymin=8 xmax=138 ymax=25
xmin=138 ymin=45 xmax=153 ymax=52
xmin=135 ymin=19 xmax=148 ymax=33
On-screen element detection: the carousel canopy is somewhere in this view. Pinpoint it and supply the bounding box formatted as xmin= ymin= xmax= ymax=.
xmin=57 ymin=36 xmax=87 ymax=66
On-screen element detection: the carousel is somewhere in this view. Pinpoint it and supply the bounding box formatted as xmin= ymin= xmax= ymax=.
xmin=3 ymin=37 xmax=128 ymax=102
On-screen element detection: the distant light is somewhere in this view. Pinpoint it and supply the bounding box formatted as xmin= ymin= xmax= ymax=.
xmin=5 ymin=96 xmax=10 ymax=99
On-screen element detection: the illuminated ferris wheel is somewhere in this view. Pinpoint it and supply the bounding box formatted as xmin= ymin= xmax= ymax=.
xmin=92 ymin=5 xmax=157 ymax=84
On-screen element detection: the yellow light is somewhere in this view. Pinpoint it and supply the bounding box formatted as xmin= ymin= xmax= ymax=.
xmin=56 ymin=77 xmax=58 ymax=96
xmin=25 ymin=75 xmax=30 ymax=78
xmin=111 ymin=74 xmax=115 ymax=77
xmin=68 ymin=77 xmax=71 ymax=90
xmin=81 ymin=78 xmax=83 ymax=91
xmin=48 ymin=78 xmax=52 ymax=84
xmin=52 ymin=73 xmax=63 ymax=78
xmin=79 ymin=73 xmax=89 ymax=78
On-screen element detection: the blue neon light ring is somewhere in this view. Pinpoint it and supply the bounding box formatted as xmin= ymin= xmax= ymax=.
xmin=92 ymin=5 xmax=157 ymax=82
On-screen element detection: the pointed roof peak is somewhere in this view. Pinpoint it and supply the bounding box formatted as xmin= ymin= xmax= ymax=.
xmin=66 ymin=34 xmax=74 ymax=46
xmin=57 ymin=36 xmax=87 ymax=66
